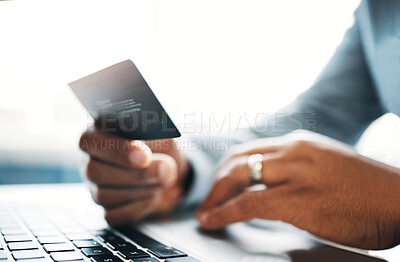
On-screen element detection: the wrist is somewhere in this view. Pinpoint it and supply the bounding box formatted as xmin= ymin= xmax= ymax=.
xmin=181 ymin=161 xmax=194 ymax=197
xmin=178 ymin=154 xmax=190 ymax=180
xmin=171 ymin=161 xmax=195 ymax=212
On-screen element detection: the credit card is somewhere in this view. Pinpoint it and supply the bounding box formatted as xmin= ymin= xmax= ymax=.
xmin=69 ymin=60 xmax=181 ymax=140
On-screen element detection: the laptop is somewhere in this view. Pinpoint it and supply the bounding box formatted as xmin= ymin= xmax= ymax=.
xmin=0 ymin=61 xmax=395 ymax=262
xmin=0 ymin=183 xmax=395 ymax=262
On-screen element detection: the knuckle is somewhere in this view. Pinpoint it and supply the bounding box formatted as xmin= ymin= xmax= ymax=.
xmin=104 ymin=211 xmax=118 ymax=226
xmin=290 ymin=139 xmax=312 ymax=150
xmin=94 ymin=188 xmax=108 ymax=206
xmin=85 ymin=161 xmax=97 ymax=181
xmin=214 ymin=158 xmax=244 ymax=188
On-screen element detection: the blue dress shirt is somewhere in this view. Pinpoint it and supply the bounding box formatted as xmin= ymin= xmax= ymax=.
xmin=181 ymin=0 xmax=400 ymax=208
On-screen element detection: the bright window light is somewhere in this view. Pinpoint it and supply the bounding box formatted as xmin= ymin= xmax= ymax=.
xmin=7 ymin=0 xmax=398 ymax=170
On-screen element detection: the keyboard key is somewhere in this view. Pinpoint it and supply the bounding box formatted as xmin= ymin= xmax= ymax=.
xmin=149 ymin=246 xmax=187 ymax=259
xmin=27 ymin=225 xmax=54 ymax=231
xmin=58 ymin=227 xmax=84 ymax=234
xmin=90 ymin=255 xmax=124 ymax=262
xmin=4 ymin=234 xmax=32 ymax=242
xmin=8 ymin=241 xmax=38 ymax=250
xmin=125 ymin=229 xmax=186 ymax=259
xmin=117 ymin=249 xmax=150 ymax=259
xmin=91 ymin=230 xmax=109 ymax=235
xmin=131 ymin=258 xmax=159 ymax=262
xmin=0 ymin=251 xmax=6 ymax=260
xmin=165 ymin=257 xmax=202 ymax=262
xmin=0 ymin=222 xmax=19 ymax=228
xmin=0 ymin=216 xmax=16 ymax=224
xmin=12 ymin=250 xmax=45 ymax=260
xmin=0 ymin=220 xmax=19 ymax=227
xmin=37 ymin=236 xmax=66 ymax=244
xmin=0 ymin=225 xmax=24 ymax=228
xmin=106 ymin=241 xmax=136 ymax=250
xmin=31 ymin=229 xmax=59 ymax=237
xmin=73 ymin=240 xmax=101 ymax=248
xmin=81 ymin=247 xmax=112 ymax=257
xmin=51 ymin=220 xmax=79 ymax=227
xmin=24 ymin=220 xmax=49 ymax=228
xmin=66 ymin=233 xmax=93 ymax=240
xmin=54 ymin=223 xmax=82 ymax=232
xmin=1 ymin=228 xmax=26 ymax=235
xmin=43 ymin=243 xmax=74 ymax=252
xmin=96 ymin=233 xmax=123 ymax=243
xmin=15 ymin=259 xmax=47 ymax=262
xmin=50 ymin=251 xmax=83 ymax=261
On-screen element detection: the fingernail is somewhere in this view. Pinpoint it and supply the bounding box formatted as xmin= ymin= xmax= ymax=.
xmin=158 ymin=162 xmax=173 ymax=184
xmin=129 ymin=142 xmax=151 ymax=166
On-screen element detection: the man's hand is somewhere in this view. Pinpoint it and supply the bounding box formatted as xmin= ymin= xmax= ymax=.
xmin=196 ymin=132 xmax=400 ymax=250
xmin=79 ymin=126 xmax=189 ymax=226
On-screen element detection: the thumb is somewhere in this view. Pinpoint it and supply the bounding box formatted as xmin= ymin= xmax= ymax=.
xmin=151 ymin=153 xmax=179 ymax=186
xmin=145 ymin=139 xmax=175 ymax=153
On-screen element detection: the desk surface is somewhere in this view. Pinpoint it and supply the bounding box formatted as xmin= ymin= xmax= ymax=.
xmin=0 ymin=184 xmax=398 ymax=262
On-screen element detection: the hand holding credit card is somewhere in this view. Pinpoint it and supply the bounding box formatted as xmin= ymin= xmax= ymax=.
xmin=71 ymin=60 xmax=190 ymax=226
xmin=69 ymin=60 xmax=180 ymax=140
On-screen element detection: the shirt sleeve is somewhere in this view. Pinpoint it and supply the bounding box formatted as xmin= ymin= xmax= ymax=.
xmin=178 ymin=13 xmax=386 ymax=209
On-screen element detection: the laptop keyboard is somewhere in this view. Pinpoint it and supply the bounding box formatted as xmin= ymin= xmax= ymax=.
xmin=0 ymin=206 xmax=201 ymax=262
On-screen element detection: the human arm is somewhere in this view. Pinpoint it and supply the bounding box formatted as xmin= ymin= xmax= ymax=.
xmin=181 ymin=17 xmax=386 ymax=208
xmin=196 ymin=132 xmax=400 ymax=250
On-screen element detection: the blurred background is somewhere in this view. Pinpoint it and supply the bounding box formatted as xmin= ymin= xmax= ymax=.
xmin=0 ymin=0 xmax=399 ymax=184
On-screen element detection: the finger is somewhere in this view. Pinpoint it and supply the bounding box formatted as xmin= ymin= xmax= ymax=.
xmin=221 ymin=144 xmax=280 ymax=165
xmin=85 ymin=153 xmax=178 ymax=186
xmin=215 ymin=140 xmax=298 ymax=188
xmin=219 ymin=135 xmax=311 ymax=168
xmin=219 ymin=134 xmax=306 ymax=165
xmin=198 ymin=189 xmax=290 ymax=230
xmin=79 ymin=127 xmax=152 ymax=169
xmin=104 ymin=191 xmax=162 ymax=226
xmin=197 ymin=156 xmax=250 ymax=212
xmin=199 ymin=152 xmax=292 ymax=212
xmin=89 ymin=183 xmax=160 ymax=209
xmin=145 ymin=139 xmax=175 ymax=153
xmin=197 ymin=190 xmax=262 ymax=230
xmin=154 ymin=186 xmax=183 ymax=214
